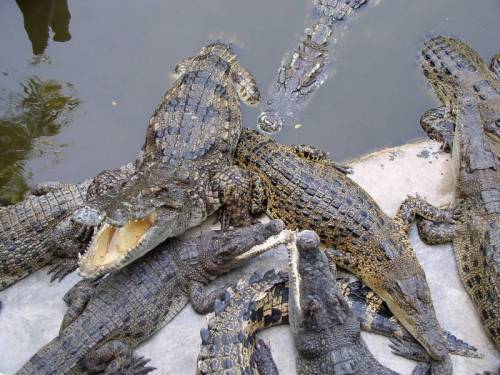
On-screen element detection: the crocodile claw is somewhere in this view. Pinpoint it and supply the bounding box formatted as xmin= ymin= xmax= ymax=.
xmin=47 ymin=258 xmax=77 ymax=282
xmin=76 ymin=224 xmax=94 ymax=243
xmin=106 ymin=354 xmax=156 ymax=375
xmin=389 ymin=337 xmax=430 ymax=362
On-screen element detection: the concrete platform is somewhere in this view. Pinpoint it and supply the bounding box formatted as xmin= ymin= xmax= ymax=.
xmin=0 ymin=139 xmax=498 ymax=374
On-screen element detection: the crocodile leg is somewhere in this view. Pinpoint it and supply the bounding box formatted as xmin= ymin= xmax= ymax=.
xmin=47 ymin=218 xmax=90 ymax=282
xmin=394 ymin=196 xmax=458 ymax=233
xmin=230 ymin=61 xmax=261 ymax=106
xmin=253 ymin=339 xmax=280 ymax=375
xmin=188 ymin=281 xmax=228 ymax=314
xmin=209 ymin=165 xmax=263 ymax=229
xmin=60 ymin=278 xmax=100 ymax=331
xmin=389 ymin=337 xmax=432 ymax=362
xmin=30 ymin=181 xmax=66 ymax=196
xmin=47 ymin=257 xmax=78 ymax=282
xmin=390 ymin=338 xmax=454 ymax=375
xmin=293 ymin=144 xmax=352 ymax=174
xmin=324 ymin=247 xmax=360 ymax=274
xmin=81 ymin=340 xmax=155 ymax=375
xmin=420 ymin=107 xmax=455 ymax=152
xmin=415 ymin=218 xmax=459 ymax=245
xmin=490 ymin=52 xmax=500 ymax=79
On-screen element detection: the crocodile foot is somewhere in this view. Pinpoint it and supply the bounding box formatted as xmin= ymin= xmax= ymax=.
xmin=30 ymin=181 xmax=66 ymax=196
xmin=104 ymin=354 xmax=156 ymax=375
xmin=83 ymin=341 xmax=155 ymax=375
xmin=47 ymin=257 xmax=77 ymax=282
xmin=390 ymin=337 xmax=430 ymax=362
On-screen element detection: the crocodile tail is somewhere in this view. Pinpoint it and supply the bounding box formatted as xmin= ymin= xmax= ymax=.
xmin=197 ymin=269 xmax=288 ymax=374
xmin=16 ymin=320 xmax=102 ymax=375
xmin=442 ymin=330 xmax=482 ymax=359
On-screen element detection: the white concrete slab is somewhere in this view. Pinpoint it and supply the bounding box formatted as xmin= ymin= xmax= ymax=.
xmin=0 ymin=139 xmax=498 ymax=374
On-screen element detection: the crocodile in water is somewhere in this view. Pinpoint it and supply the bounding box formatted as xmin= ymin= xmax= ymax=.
xmin=72 ymin=42 xmax=261 ymax=278
xmin=414 ymin=36 xmax=499 ymax=350
xmin=257 ymin=0 xmax=371 ymax=133
xmin=235 ymin=128 xmax=456 ymax=368
xmin=16 ymin=220 xmax=285 ymax=374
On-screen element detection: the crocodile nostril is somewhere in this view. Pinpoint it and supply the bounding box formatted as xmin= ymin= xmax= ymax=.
xmin=296 ymin=230 xmax=320 ymax=252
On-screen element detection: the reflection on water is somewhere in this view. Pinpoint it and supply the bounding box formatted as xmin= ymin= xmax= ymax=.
xmin=16 ymin=0 xmax=71 ymax=56
xmin=0 ymin=77 xmax=79 ymax=205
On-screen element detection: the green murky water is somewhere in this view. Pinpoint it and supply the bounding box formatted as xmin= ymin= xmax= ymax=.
xmin=0 ymin=0 xmax=498 ymax=205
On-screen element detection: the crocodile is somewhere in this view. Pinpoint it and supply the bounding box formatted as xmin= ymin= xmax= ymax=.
xmin=337 ymin=273 xmax=481 ymax=359
xmin=413 ymin=36 xmax=500 ymax=349
xmin=289 ymin=230 xmax=399 ymax=374
xmin=0 ymin=163 xmax=135 ymax=295
xmin=196 ymin=268 xmax=289 ymax=375
xmin=72 ymin=42 xmax=261 ymax=278
xmin=235 ymin=128 xmax=456 ymax=367
xmin=257 ymin=0 xmax=371 ymax=133
xmin=197 ymin=264 xmax=479 ymax=374
xmin=16 ymin=220 xmax=285 ymax=375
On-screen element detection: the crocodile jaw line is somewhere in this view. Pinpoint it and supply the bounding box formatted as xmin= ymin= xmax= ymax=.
xmin=233 ymin=229 xmax=294 ymax=262
xmin=79 ymin=213 xmax=156 ymax=277
xmin=287 ymin=233 xmax=302 ymax=316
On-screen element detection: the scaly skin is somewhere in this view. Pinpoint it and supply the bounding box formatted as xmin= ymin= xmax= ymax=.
xmin=197 ymin=267 xmax=479 ymax=374
xmin=338 ymin=273 xmax=481 ymax=360
xmin=258 ymin=0 xmax=371 ymax=133
xmin=197 ymin=268 xmax=290 ymax=375
xmin=0 ymin=180 xmax=92 ymax=293
xmin=416 ymin=36 xmax=500 ymax=349
xmin=235 ymin=129 xmax=454 ymax=367
xmin=289 ymin=230 xmax=398 ymax=374
xmin=0 ymin=163 xmax=135 ymax=296
xmin=16 ymin=220 xmax=285 ymax=375
xmin=73 ymin=42 xmax=261 ymax=278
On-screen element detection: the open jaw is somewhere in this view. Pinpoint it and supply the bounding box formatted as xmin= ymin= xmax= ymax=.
xmin=78 ymin=213 xmax=157 ymax=278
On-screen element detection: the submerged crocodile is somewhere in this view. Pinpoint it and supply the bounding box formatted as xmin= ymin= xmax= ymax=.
xmin=72 ymin=42 xmax=261 ymax=278
xmin=414 ymin=36 xmax=500 ymax=349
xmin=0 ymin=164 xmax=134 ymax=296
xmin=258 ymin=0 xmax=370 ymax=133
xmin=16 ymin=220 xmax=285 ymax=374
xmin=235 ymin=129 xmax=455 ymax=367
xmin=289 ymin=230 xmax=397 ymax=374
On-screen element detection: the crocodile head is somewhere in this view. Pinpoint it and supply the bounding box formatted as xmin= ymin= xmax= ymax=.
xmin=366 ymin=248 xmax=449 ymax=361
xmin=74 ymin=169 xmax=202 ymax=278
xmin=288 ymin=230 xmax=356 ymax=370
xmin=199 ymin=219 xmax=286 ymax=276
